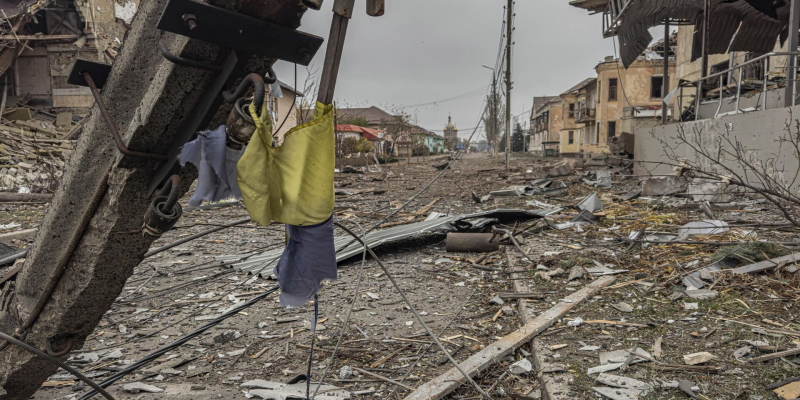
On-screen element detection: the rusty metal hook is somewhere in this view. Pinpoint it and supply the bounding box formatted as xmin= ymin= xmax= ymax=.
xmin=156 ymin=175 xmax=182 ymax=212
xmin=45 ymin=336 xmax=75 ymax=357
xmin=221 ymin=69 xmax=276 ymax=114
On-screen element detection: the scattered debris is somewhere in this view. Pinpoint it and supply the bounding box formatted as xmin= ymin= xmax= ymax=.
xmin=122 ymin=382 xmax=164 ymax=394
xmin=683 ymin=352 xmax=716 ymax=365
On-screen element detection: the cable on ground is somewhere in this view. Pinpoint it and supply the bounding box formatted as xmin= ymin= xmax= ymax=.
xmin=0 ymin=331 xmax=116 ymax=400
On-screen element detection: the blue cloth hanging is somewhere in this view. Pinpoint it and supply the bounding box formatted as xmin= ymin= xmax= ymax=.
xmin=274 ymin=216 xmax=337 ymax=307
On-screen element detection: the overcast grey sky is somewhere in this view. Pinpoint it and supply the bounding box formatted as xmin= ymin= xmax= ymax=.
xmin=273 ymin=0 xmax=617 ymax=141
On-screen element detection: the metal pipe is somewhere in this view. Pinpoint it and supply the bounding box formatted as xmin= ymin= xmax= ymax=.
xmin=158 ymin=41 xmax=222 ymax=72
xmin=83 ymin=72 xmax=169 ymax=161
xmin=763 ymin=57 xmax=769 ymax=110
xmin=662 ymin=19 xmax=670 ymax=124
xmin=679 ymin=84 xmax=684 ymax=122
xmin=735 ymin=67 xmax=743 ymax=114
xmin=696 ymin=80 xmax=702 ymax=120
xmin=714 ymin=75 xmax=723 ymax=118
xmin=794 ymin=53 xmax=798 ymax=107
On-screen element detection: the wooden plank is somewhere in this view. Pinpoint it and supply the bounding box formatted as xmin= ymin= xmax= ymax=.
xmin=510 ymin=252 xmax=572 ymax=400
xmin=732 ymin=252 xmax=800 ymax=275
xmin=403 ymin=275 xmax=615 ymax=400
xmin=747 ymin=346 xmax=800 ymax=363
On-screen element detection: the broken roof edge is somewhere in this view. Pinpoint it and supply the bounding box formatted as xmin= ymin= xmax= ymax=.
xmin=561 ymin=77 xmax=598 ymax=96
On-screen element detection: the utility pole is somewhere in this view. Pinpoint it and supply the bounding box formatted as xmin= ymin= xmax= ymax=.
xmin=482 ymin=65 xmax=497 ymax=164
xmin=492 ymin=73 xmax=498 ymax=164
xmin=662 ymin=19 xmax=670 ymax=124
xmin=505 ymin=0 xmax=512 ymax=170
xmin=785 ymin=0 xmax=800 ymax=107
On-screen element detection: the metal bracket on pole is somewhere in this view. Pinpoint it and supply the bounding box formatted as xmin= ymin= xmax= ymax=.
xmin=157 ymin=0 xmax=323 ymax=65
xmin=146 ymin=50 xmax=243 ymax=195
xmin=145 ymin=0 xmax=326 ymax=194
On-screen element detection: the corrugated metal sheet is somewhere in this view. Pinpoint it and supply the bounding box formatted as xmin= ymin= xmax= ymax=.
xmin=216 ymin=208 xmax=560 ymax=277
xmin=617 ymin=0 xmax=789 ymax=68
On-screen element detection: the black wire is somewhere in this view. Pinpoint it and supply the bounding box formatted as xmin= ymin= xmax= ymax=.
xmin=78 ymin=287 xmax=280 ymax=400
xmin=274 ymin=63 xmax=298 ymax=137
xmin=306 ymin=294 xmax=318 ymax=399
xmin=0 ymin=331 xmax=116 ymax=400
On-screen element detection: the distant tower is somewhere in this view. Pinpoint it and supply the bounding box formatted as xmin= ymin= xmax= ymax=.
xmin=444 ymin=115 xmax=458 ymax=143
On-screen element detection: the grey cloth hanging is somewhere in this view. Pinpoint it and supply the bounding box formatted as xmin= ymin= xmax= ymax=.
xmin=179 ymin=125 xmax=244 ymax=207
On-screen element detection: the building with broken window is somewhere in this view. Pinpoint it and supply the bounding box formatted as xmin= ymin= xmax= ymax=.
xmin=570 ymin=0 xmax=800 ymax=190
xmin=559 ymin=77 xmax=595 ymax=157
xmin=530 ymin=96 xmax=561 ymax=155
xmin=1 ymin=0 xmax=137 ymax=110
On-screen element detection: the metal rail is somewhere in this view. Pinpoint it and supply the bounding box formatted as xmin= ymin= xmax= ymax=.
xmin=678 ymin=51 xmax=800 ymax=121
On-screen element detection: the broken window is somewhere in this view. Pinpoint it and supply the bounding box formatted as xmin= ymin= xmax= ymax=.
xmin=596 ymin=122 xmax=601 ymax=144
xmin=607 ymin=121 xmax=616 ymax=139
xmin=651 ymin=76 xmax=663 ymax=98
xmin=568 ymin=130 xmax=574 ymax=144
xmin=743 ymin=52 xmax=767 ymax=80
xmin=711 ymin=60 xmax=731 ymax=86
xmin=608 ymin=78 xmax=618 ymax=101
xmin=568 ymin=103 xmax=575 ymax=118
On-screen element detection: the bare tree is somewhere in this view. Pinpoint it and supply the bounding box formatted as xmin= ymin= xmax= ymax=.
xmin=295 ymin=64 xmax=320 ymax=125
xmin=647 ymin=116 xmax=800 ymax=226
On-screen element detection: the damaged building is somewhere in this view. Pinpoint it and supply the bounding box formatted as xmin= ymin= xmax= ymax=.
xmin=0 ymin=0 xmax=136 ymax=111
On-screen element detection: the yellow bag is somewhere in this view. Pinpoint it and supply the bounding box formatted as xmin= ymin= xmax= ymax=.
xmin=237 ymin=101 xmax=335 ymax=226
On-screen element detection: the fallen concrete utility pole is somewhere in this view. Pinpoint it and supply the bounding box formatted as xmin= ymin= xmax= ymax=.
xmin=403 ymin=275 xmax=616 ymax=400
xmin=0 ymin=1 xmax=317 ymax=398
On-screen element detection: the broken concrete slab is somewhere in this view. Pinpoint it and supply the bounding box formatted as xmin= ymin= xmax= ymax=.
xmin=123 ymin=382 xmax=164 ymax=394
xmin=642 ymin=176 xmax=687 ymax=196
xmin=588 ymin=362 xmax=625 ymax=375
xmin=595 ymin=373 xmax=651 ymax=392
xmin=593 ymin=386 xmax=642 ymax=400
xmin=687 ymin=179 xmax=733 ymax=203
xmin=242 ymin=380 xmax=351 ymax=399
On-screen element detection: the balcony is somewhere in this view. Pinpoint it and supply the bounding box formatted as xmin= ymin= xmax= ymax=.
xmin=576 ymin=107 xmax=596 ymax=123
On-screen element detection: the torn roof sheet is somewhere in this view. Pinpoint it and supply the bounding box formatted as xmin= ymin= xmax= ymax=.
xmin=616 ymin=0 xmax=791 ymax=68
xmin=216 ymin=209 xmax=560 ymax=277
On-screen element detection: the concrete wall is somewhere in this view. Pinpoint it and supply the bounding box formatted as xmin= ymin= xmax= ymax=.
xmin=549 ymin=100 xmax=563 ymax=142
xmin=697 ymin=87 xmax=786 ymax=119
xmin=634 ymin=104 xmax=800 ymax=192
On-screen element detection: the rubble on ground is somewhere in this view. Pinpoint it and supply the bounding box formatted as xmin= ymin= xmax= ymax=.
xmin=1 ymin=152 xmax=796 ymax=400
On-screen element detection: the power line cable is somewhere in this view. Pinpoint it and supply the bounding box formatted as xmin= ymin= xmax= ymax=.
xmin=0 ymin=331 xmax=116 ymax=400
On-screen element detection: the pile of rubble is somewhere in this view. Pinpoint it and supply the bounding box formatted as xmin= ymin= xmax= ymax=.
xmin=0 ymin=109 xmax=79 ymax=193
